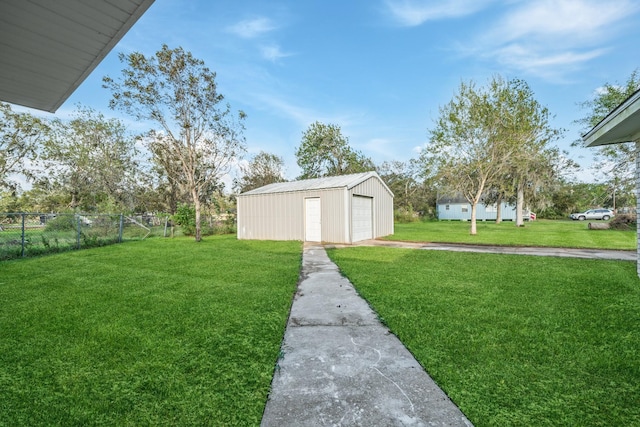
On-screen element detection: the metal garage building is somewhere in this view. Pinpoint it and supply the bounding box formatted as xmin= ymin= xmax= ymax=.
xmin=237 ymin=171 xmax=394 ymax=243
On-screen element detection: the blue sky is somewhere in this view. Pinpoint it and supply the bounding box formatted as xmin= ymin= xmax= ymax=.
xmin=41 ymin=0 xmax=640 ymax=183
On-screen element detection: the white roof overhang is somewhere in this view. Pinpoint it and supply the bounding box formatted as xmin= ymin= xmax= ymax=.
xmin=582 ymin=89 xmax=640 ymax=147
xmin=0 ymin=0 xmax=154 ymax=113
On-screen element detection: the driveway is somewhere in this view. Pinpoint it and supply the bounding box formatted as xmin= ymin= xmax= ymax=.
xmin=328 ymin=240 xmax=636 ymax=261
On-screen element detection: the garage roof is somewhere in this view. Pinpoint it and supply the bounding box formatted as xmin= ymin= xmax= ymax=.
xmin=582 ymin=88 xmax=640 ymax=147
xmin=241 ymin=171 xmax=393 ymax=197
xmin=0 ymin=0 xmax=154 ymax=112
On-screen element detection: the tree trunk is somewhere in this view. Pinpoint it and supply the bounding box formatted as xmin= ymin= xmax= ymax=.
xmin=516 ymin=182 xmax=525 ymax=227
xmin=496 ymin=196 xmax=503 ymax=224
xmin=588 ymin=222 xmax=610 ymax=230
xmin=470 ymin=201 xmax=478 ymax=235
xmin=193 ymin=189 xmax=202 ymax=242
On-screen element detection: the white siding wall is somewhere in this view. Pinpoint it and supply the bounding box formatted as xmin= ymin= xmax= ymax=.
xmin=238 ymin=188 xmax=349 ymax=242
xmin=438 ymin=202 xmax=519 ymax=221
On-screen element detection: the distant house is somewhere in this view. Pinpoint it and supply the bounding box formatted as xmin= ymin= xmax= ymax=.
xmin=437 ymin=195 xmax=532 ymax=221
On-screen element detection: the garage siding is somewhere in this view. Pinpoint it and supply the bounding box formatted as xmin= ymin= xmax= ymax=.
xmin=238 ymin=188 xmax=348 ymax=242
xmin=237 ymin=172 xmax=394 ymax=243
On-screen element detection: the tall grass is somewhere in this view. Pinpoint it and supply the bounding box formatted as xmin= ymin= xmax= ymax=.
xmin=0 ymin=236 xmax=301 ymax=426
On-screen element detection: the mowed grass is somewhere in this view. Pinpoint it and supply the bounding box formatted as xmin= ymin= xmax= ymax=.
xmin=388 ymin=220 xmax=636 ymax=250
xmin=327 ymin=247 xmax=640 ymax=426
xmin=0 ymin=236 xmax=301 ymax=426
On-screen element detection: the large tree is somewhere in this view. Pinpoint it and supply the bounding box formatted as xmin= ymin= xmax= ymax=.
xmin=423 ymin=78 xmax=516 ymax=235
xmin=377 ymin=159 xmax=436 ymax=218
xmin=491 ymin=78 xmax=564 ymax=226
xmin=295 ymin=121 xmax=373 ymax=179
xmin=574 ymin=69 xmax=640 ymax=183
xmin=103 ymin=45 xmax=246 ymax=241
xmin=234 ymin=151 xmax=286 ymax=193
xmin=42 ymin=106 xmax=139 ymax=212
xmin=0 ymin=102 xmax=48 ymax=191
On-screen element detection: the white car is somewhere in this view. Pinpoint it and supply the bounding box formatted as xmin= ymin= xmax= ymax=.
xmin=569 ymin=209 xmax=614 ymax=221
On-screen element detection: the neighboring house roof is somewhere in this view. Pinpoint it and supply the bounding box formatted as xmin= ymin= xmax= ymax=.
xmin=0 ymin=0 xmax=154 ymax=112
xmin=437 ymin=195 xmax=470 ymax=204
xmin=241 ymin=171 xmax=394 ymax=197
xmin=437 ymin=194 xmax=501 ymax=204
xmin=582 ymin=88 xmax=640 ymax=147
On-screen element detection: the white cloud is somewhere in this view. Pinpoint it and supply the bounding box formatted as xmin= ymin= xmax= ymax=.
xmin=385 ymin=0 xmax=495 ymax=26
xmin=495 ymin=0 xmax=633 ymax=44
xmin=462 ymin=0 xmax=640 ymax=79
xmin=260 ymin=44 xmax=294 ymax=62
xmin=227 ymin=17 xmax=276 ymax=39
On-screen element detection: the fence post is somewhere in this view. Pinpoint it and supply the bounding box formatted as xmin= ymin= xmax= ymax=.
xmin=76 ymin=214 xmax=81 ymax=249
xmin=21 ymin=212 xmax=26 ymax=257
xmin=118 ymin=214 xmax=124 ymax=243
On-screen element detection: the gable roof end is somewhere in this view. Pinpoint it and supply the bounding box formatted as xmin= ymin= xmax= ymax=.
xmin=240 ymin=171 xmax=394 ymax=197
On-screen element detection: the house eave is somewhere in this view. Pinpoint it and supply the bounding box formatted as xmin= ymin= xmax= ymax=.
xmin=582 ymin=89 xmax=640 ymax=147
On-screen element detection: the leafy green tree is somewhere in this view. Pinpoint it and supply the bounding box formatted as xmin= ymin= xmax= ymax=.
xmin=103 ymin=45 xmax=246 ymax=241
xmin=42 ymin=106 xmax=139 ymax=212
xmin=377 ymin=159 xmax=436 ymax=219
xmin=0 ymin=102 xmax=48 ymax=191
xmin=234 ymin=151 xmax=286 ymax=193
xmin=486 ymin=78 xmax=564 ymax=226
xmin=295 ymin=121 xmax=374 ymax=179
xmin=423 ymin=78 xmax=516 ymax=234
xmin=574 ymin=69 xmax=640 ymax=184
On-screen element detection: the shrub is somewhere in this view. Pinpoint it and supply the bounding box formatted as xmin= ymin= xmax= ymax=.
xmin=172 ymin=206 xmax=227 ymax=237
xmin=172 ymin=204 xmax=196 ymax=236
xmin=44 ymin=215 xmax=76 ymax=232
xmin=609 ymin=214 xmax=636 ymax=231
xmin=395 ymin=206 xmax=420 ymax=223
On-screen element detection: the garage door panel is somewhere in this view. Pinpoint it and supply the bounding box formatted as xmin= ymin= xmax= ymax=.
xmin=352 ymin=196 xmax=372 ymax=242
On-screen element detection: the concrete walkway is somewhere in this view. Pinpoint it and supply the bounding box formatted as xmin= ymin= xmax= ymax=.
xmin=339 ymin=240 xmax=636 ymax=261
xmin=261 ymin=245 xmax=473 ymax=427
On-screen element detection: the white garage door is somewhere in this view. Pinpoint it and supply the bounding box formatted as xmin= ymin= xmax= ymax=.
xmin=352 ymin=196 xmax=373 ymax=242
xmin=305 ymin=198 xmax=321 ymax=242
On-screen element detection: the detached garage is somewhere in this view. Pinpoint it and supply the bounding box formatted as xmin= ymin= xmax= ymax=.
xmin=237 ymin=171 xmax=394 ymax=244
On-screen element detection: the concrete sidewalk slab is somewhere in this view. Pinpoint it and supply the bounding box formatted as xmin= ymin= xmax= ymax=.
xmin=261 ymin=245 xmax=472 ymax=427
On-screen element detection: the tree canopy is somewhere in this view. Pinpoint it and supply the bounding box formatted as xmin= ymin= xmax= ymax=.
xmin=423 ymin=76 xmax=563 ymax=233
xmin=295 ymin=121 xmax=373 ymax=179
xmin=103 ymin=45 xmax=246 ymax=241
xmin=574 ymin=69 xmax=640 ymax=183
xmin=0 ymin=102 xmax=48 ymax=191
xmin=234 ymin=151 xmax=286 ymax=193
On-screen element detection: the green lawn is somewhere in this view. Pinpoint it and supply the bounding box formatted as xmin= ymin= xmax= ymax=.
xmin=0 ymin=236 xmax=301 ymax=426
xmin=388 ymin=219 xmax=636 ymax=250
xmin=327 ymin=246 xmax=640 ymax=427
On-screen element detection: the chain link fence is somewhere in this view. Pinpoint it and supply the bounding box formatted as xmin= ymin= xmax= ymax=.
xmin=0 ymin=213 xmax=167 ymax=261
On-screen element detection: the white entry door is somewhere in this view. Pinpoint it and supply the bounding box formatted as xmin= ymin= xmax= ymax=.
xmin=352 ymin=196 xmax=373 ymax=242
xmin=305 ymin=198 xmax=321 ymax=242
